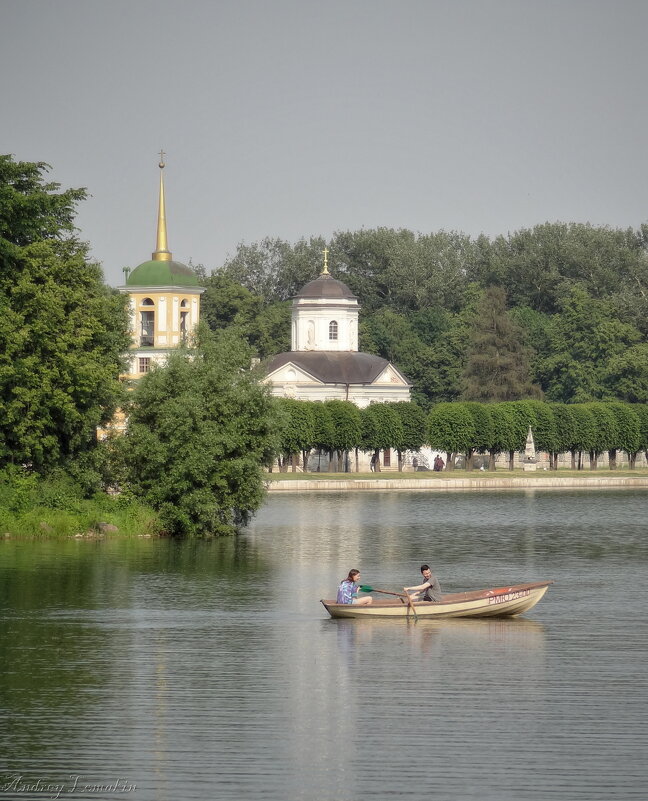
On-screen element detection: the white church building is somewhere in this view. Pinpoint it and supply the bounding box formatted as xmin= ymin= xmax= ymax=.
xmin=264 ymin=255 xmax=411 ymax=407
xmin=263 ymin=254 xmax=413 ymax=471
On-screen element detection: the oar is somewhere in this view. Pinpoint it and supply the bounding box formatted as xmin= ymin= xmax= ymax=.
xmin=359 ymin=584 xmax=408 ymax=599
xmin=403 ymin=589 xmax=419 ymax=622
xmin=359 ymin=585 xmax=419 ymax=621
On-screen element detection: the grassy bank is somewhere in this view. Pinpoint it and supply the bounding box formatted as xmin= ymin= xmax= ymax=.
xmin=0 ymin=468 xmax=163 ymax=539
xmin=266 ymin=468 xmax=648 ymax=481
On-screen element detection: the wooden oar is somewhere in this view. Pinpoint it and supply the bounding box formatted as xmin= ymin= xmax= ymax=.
xmin=403 ymin=589 xmax=419 ymax=622
xmin=359 ymin=585 xmax=419 ymax=620
xmin=359 ymin=585 xmax=408 ymax=599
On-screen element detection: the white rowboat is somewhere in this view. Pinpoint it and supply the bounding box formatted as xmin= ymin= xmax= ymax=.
xmin=321 ymin=581 xmax=553 ymax=619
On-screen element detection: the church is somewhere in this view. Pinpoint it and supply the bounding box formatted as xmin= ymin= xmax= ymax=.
xmin=263 ymin=251 xmax=411 ymax=407
xmin=101 ymin=157 xmax=205 ymax=436
xmin=115 ymin=158 xmax=413 ymax=470
xmin=263 ymin=251 xmax=413 ymax=471
xmin=119 ymin=155 xmax=204 ymax=382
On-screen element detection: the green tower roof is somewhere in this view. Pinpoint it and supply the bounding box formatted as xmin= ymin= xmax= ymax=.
xmin=126 ymin=259 xmax=200 ymax=288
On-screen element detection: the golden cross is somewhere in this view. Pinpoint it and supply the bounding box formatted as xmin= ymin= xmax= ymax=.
xmin=159 ymin=149 xmax=166 ymax=168
xmin=322 ymin=247 xmax=329 ymax=274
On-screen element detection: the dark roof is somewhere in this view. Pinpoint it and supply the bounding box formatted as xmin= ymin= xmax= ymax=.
xmin=265 ymin=351 xmax=398 ymax=384
xmin=295 ymin=273 xmax=356 ymax=300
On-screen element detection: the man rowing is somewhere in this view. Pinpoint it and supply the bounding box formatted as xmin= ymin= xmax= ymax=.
xmin=404 ymin=564 xmax=442 ymax=602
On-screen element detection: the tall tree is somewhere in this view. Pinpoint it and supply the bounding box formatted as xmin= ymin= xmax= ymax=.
xmin=495 ymin=401 xmax=532 ymax=470
xmin=567 ymin=404 xmax=597 ymax=470
xmin=218 ymin=236 xmax=326 ymax=302
xmin=468 ymin=222 xmax=648 ymax=315
xmin=387 ymin=401 xmax=427 ymax=471
xmin=310 ymin=402 xmax=336 ymax=472
xmin=361 ymin=306 xmax=466 ymax=407
xmin=275 ymin=398 xmax=314 ymax=472
xmin=123 ymin=327 xmax=277 ymax=536
xmin=462 ymin=402 xmax=493 ymax=471
xmin=536 ymin=286 xmax=641 ymax=403
xmin=427 ymin=402 xmax=476 ymax=471
xmin=581 ymin=403 xmax=619 ymax=470
xmin=360 ymin=403 xmax=403 ymax=473
xmin=484 ymin=403 xmax=513 ymax=470
xmin=603 ymin=344 xmax=648 ymax=404
xmin=198 ymin=273 xmax=291 ymax=358
xmin=325 ymin=400 xmax=363 ymax=472
xmin=606 ymin=403 xmax=641 ymax=469
xmin=634 ymin=404 xmax=648 ymax=466
xmin=0 ymin=155 xmax=129 ymax=471
xmin=548 ymin=404 xmax=578 ymax=470
xmin=462 ymin=286 xmax=542 ymax=402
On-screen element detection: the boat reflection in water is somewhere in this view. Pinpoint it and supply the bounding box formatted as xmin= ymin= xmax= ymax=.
xmin=331 ymin=614 xmax=546 ymax=661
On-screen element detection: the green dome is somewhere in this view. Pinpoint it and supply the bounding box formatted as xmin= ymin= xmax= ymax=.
xmin=126 ymin=259 xmax=200 ymax=288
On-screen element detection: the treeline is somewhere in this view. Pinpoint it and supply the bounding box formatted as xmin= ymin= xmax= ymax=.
xmin=275 ymin=398 xmax=648 ymax=472
xmin=198 ymin=225 xmax=648 ymax=407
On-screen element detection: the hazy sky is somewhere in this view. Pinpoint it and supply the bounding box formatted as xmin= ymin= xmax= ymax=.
xmin=3 ymin=0 xmax=648 ymax=287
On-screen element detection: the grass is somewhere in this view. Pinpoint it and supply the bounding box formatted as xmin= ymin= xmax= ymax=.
xmin=0 ymin=499 xmax=163 ymax=539
xmin=0 ymin=468 xmax=164 ymax=539
xmin=266 ymin=468 xmax=648 ymax=481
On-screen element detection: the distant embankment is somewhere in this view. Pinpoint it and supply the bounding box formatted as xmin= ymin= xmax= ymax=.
xmin=266 ymin=475 xmax=648 ymax=492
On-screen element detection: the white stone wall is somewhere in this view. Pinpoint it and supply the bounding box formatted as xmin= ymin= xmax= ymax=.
xmin=292 ymin=297 xmax=359 ymax=352
xmin=267 ymin=383 xmax=411 ymax=405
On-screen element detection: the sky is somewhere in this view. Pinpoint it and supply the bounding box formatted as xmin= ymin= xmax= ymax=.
xmin=3 ymin=0 xmax=648 ymax=287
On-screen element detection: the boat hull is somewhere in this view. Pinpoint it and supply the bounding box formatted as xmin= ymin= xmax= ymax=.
xmin=321 ymin=581 xmax=553 ymax=619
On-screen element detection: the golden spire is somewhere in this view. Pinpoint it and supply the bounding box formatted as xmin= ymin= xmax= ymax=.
xmin=321 ymin=247 xmax=330 ymax=275
xmin=152 ymin=150 xmax=172 ymax=261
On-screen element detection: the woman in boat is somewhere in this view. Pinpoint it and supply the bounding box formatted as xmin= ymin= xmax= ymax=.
xmin=404 ymin=564 xmax=442 ymax=602
xmin=337 ymin=569 xmax=373 ymax=605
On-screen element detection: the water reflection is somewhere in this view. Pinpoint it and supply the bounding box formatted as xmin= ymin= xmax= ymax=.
xmin=0 ymin=489 xmax=647 ymax=801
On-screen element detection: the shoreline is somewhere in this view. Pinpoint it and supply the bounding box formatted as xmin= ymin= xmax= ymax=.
xmin=266 ymin=474 xmax=648 ymax=491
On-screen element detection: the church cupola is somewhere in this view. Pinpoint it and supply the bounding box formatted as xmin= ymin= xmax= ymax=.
xmin=291 ymin=248 xmax=359 ymax=352
xmin=119 ymin=154 xmax=204 ymax=378
xmin=125 ymin=153 xmax=201 ymax=290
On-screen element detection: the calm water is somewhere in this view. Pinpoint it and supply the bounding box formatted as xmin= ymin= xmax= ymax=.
xmin=1 ymin=489 xmax=647 ymax=801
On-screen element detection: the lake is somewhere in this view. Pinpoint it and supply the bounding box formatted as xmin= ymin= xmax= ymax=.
xmin=1 ymin=489 xmax=647 ymax=801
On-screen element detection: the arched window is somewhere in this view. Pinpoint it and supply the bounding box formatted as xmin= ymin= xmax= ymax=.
xmin=140 ymin=311 xmax=154 ymax=346
xmin=140 ymin=299 xmax=155 ymax=346
xmin=329 ymin=320 xmax=338 ymax=341
xmin=179 ymin=299 xmax=190 ymax=339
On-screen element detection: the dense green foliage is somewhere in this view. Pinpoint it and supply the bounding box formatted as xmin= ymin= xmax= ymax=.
xmin=325 ymin=400 xmax=363 ymax=463
xmin=6 ymin=155 xmax=648 ymax=536
xmin=360 ymin=403 xmax=404 ymax=472
xmin=0 ymin=155 xmax=130 ymax=471
xmin=462 ymin=286 xmax=541 ymax=401
xmin=275 ymin=398 xmax=315 ymax=471
xmin=387 ymin=401 xmax=427 ymax=470
xmin=200 ymin=224 xmax=648 ymax=407
xmin=270 ymin=398 xmax=648 ymax=472
xmin=427 ymin=402 xmax=476 ymax=469
xmin=121 ymin=327 xmax=278 ymax=535
xmin=195 ymin=270 xmax=290 ymax=358
xmin=0 ymin=465 xmax=161 ymax=538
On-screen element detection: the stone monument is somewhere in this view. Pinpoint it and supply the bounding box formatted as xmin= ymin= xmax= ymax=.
xmin=523 ymin=425 xmax=537 ymax=472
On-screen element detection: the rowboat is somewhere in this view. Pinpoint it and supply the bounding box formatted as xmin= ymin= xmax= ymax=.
xmin=321 ymin=580 xmax=553 ymax=619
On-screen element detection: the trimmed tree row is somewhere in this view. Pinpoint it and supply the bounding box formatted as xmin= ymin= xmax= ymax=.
xmin=275 ymin=399 xmax=648 ymax=472
xmin=274 ymin=399 xmax=426 ymax=473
